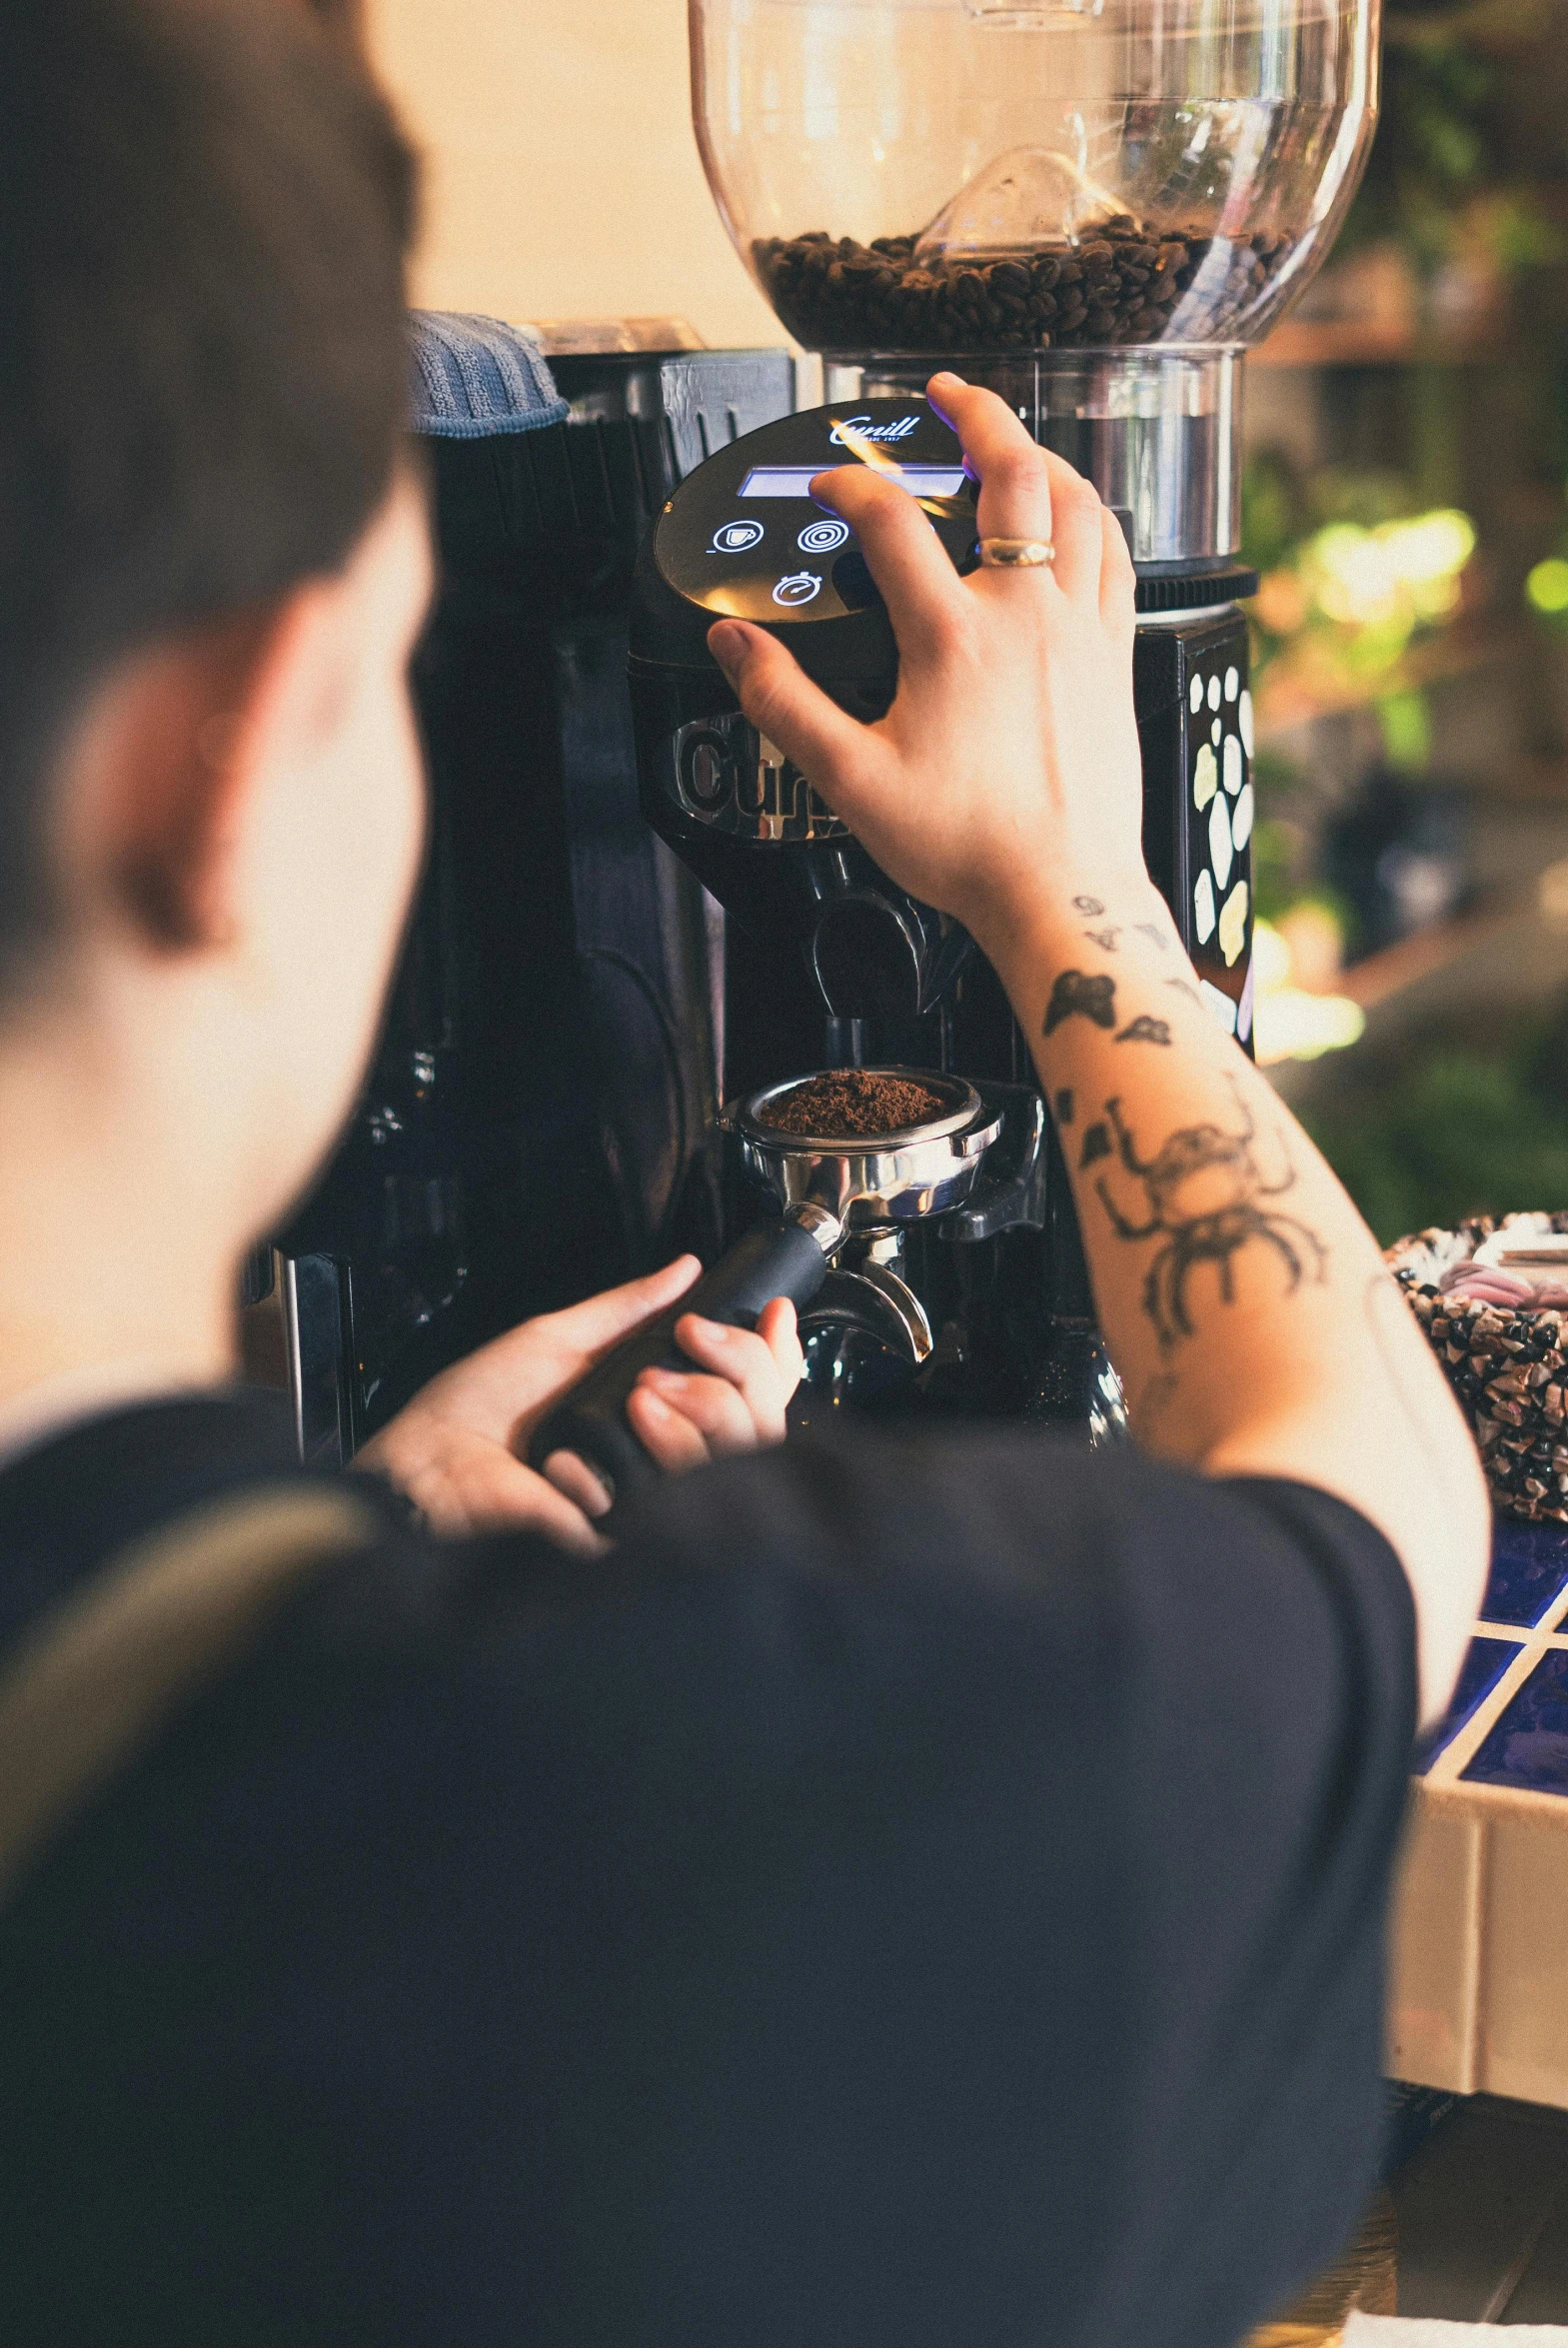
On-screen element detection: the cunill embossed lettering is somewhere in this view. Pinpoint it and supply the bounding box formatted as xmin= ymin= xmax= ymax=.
xmin=828 ymin=414 xmax=919 ymax=446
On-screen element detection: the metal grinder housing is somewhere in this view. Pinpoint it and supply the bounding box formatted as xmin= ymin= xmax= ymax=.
xmin=629 ymin=396 xmax=1254 ymax=1427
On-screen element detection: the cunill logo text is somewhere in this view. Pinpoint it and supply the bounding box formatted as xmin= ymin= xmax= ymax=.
xmin=828 ymin=414 xmax=920 ymax=446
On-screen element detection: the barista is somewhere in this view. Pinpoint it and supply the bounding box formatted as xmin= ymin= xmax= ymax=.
xmin=0 ymin=4 xmax=1487 ymax=2344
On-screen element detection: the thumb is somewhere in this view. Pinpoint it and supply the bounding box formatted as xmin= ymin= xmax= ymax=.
xmin=708 ymin=621 xmax=882 ymax=813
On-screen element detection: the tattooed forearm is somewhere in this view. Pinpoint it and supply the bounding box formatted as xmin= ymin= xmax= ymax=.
xmin=1131 ymin=1369 xmax=1182 ymax=1434
xmin=1044 ymin=971 xmax=1116 ymax=1036
xmin=1054 ymin=1089 xmax=1075 ymax=1128
xmin=1363 ymin=1272 xmax=1463 ymax=1487
xmin=1091 ymin=1079 xmax=1329 ymax=1350
xmin=1115 ymin=1016 xmax=1172 ymax=1047
xmin=1079 ymin=1120 xmax=1112 ymax=1170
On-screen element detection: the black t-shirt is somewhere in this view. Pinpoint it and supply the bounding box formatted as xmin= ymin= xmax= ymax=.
xmin=0 ymin=1392 xmax=1415 ymax=2348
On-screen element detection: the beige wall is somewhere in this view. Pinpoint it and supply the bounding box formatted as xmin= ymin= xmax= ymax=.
xmin=365 ymin=0 xmax=784 ymax=352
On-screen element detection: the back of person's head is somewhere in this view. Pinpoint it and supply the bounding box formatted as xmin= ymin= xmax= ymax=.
xmin=0 ymin=0 xmax=416 ymax=999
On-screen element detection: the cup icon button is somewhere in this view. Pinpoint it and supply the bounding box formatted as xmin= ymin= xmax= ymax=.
xmin=711 ymin=519 xmax=765 ymax=555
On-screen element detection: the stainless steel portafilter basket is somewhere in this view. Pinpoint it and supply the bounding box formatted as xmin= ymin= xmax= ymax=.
xmin=725 ymin=1071 xmax=1002 ymax=1224
xmin=528 ymin=1071 xmax=1005 ymax=1506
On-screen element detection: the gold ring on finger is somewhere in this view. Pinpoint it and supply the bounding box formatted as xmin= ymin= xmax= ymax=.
xmin=977 ymin=537 xmax=1055 ymax=570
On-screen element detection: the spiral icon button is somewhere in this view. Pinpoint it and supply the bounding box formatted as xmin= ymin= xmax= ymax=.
xmin=797 ymin=518 xmax=849 ymax=555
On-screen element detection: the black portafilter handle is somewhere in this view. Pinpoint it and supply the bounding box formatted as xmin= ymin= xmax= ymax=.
xmin=526 ymin=1204 xmax=843 ymax=1508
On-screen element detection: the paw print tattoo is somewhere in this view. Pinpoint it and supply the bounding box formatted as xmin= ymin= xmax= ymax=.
xmin=1054 ymin=1089 xmax=1075 ymax=1128
xmin=1044 ymin=971 xmax=1117 ymax=1036
xmin=1115 ymin=1015 xmax=1172 ymax=1047
xmin=1072 ymin=895 xmax=1106 ymax=916
xmin=1079 ymin=1121 xmax=1112 ymax=1170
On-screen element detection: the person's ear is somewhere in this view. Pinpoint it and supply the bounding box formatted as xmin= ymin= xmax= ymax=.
xmin=73 ymin=599 xmax=304 ymax=956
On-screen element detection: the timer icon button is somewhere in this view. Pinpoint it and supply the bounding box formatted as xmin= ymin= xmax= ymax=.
xmin=711 ymin=519 xmax=765 ymax=555
xmin=773 ymin=570 xmax=823 ymax=608
xmin=798 ymin=518 xmax=849 ymax=554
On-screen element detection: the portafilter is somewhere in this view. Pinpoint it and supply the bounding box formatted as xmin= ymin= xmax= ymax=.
xmin=527 ymin=1071 xmax=1002 ymax=1506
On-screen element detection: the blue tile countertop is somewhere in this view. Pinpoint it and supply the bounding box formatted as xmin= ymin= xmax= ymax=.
xmin=1411 ymin=1517 xmax=1568 ymax=1789
xmin=1389 ymin=1512 xmax=1568 ymax=2109
xmin=1412 ymin=1518 xmax=1568 ymax=1779
xmin=1476 ymin=1518 xmax=1568 ymax=1629
xmin=1464 ymin=1649 xmax=1568 ymax=1795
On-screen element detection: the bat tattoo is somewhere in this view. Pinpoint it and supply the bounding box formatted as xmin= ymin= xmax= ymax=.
xmin=1044 ymin=971 xmax=1117 ymax=1036
xmin=1114 ymin=1016 xmax=1172 ymax=1047
xmin=1093 ymin=1078 xmax=1328 ymax=1349
xmin=1054 ymin=1089 xmax=1075 ymax=1128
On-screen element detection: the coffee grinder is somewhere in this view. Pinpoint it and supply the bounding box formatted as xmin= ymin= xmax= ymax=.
xmin=544 ymin=0 xmax=1380 ymax=1461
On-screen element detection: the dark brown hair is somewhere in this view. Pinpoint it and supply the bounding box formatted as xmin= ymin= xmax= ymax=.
xmin=0 ymin=0 xmax=416 ymax=987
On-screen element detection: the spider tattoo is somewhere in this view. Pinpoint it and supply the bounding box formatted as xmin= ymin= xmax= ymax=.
xmin=1093 ymin=1078 xmax=1327 ymax=1349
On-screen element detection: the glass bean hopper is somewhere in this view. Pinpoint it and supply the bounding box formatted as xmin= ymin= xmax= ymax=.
xmin=691 ymin=0 xmax=1380 ymax=561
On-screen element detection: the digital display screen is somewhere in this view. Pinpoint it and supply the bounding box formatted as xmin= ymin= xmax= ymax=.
xmin=739 ymin=464 xmax=968 ymax=500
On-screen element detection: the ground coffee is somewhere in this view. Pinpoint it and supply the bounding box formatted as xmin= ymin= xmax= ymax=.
xmin=752 ymin=219 xmax=1293 ymax=354
xmin=762 ymin=1070 xmax=951 ymax=1140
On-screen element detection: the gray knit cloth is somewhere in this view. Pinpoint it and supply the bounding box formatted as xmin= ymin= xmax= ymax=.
xmin=408 ymin=311 xmax=568 ymax=439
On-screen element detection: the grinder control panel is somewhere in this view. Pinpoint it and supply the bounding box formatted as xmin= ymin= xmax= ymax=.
xmin=654 ymin=399 xmax=977 ymax=626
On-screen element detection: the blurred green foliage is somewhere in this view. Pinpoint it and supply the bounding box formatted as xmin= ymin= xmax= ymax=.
xmin=1249 ymin=812 xmax=1298 ymax=921
xmin=1344 ymin=0 xmax=1560 ymax=280
xmin=1303 ymin=1036 xmax=1568 ymax=1246
xmin=1244 ymin=452 xmax=1418 ymax=580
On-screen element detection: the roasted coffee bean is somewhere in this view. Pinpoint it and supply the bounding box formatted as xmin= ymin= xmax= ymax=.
xmin=752 ymin=224 xmax=1294 ymax=352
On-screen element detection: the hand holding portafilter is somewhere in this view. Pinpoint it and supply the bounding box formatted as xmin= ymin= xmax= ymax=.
xmin=526 ymin=1206 xmax=842 ymax=1505
xmin=527 ymin=1072 xmax=1003 ymax=1509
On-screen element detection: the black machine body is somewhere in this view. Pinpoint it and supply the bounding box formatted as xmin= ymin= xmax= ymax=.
xmin=628 ymin=396 xmax=1258 ymax=1435
xmin=266 ymin=347 xmax=794 ymax=1464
